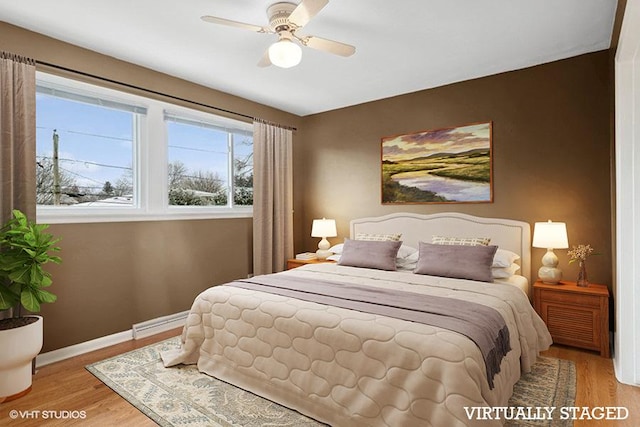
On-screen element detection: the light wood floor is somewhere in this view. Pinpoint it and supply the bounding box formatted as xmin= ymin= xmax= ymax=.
xmin=541 ymin=345 xmax=640 ymax=427
xmin=1 ymin=329 xmax=639 ymax=426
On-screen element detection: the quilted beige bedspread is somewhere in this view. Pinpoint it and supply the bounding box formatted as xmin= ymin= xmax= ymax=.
xmin=162 ymin=264 xmax=552 ymax=427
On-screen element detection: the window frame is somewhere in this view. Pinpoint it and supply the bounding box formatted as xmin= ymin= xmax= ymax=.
xmin=35 ymin=72 xmax=253 ymax=224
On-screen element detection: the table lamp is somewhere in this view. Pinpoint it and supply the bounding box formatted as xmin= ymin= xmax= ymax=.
xmin=311 ymin=218 xmax=337 ymax=260
xmin=532 ymin=220 xmax=569 ymax=284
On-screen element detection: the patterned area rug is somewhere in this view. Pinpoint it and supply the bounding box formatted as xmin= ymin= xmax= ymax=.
xmin=505 ymin=356 xmax=576 ymax=427
xmin=86 ymin=337 xmax=576 ymax=427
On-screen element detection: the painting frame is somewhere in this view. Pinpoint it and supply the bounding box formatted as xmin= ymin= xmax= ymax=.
xmin=381 ymin=121 xmax=493 ymax=204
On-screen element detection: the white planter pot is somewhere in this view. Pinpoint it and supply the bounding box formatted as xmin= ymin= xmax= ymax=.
xmin=0 ymin=315 xmax=43 ymax=402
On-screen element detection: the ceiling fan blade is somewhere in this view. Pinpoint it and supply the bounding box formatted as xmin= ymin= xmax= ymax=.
xmin=257 ymin=49 xmax=272 ymax=67
xmin=288 ymin=0 xmax=329 ymax=28
xmin=303 ymin=36 xmax=355 ymax=57
xmin=201 ymin=15 xmax=268 ymax=33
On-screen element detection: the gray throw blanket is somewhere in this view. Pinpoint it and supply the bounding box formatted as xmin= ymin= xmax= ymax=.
xmin=229 ymin=274 xmax=511 ymax=389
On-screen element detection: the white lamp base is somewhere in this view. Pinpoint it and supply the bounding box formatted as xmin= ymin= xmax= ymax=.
xmin=538 ymin=266 xmax=563 ymax=284
xmin=316 ymin=249 xmax=332 ymax=260
xmin=316 ymin=237 xmax=331 ymax=260
xmin=538 ymin=248 xmax=562 ymax=284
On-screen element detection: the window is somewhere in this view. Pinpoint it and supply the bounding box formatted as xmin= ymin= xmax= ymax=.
xmin=36 ymin=83 xmax=140 ymax=208
xmin=165 ymin=114 xmax=253 ymax=207
xmin=35 ymin=73 xmax=253 ymax=223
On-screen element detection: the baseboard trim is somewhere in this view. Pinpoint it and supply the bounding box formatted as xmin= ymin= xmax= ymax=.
xmin=36 ymin=330 xmax=132 ymax=368
xmin=35 ymin=311 xmax=188 ymax=368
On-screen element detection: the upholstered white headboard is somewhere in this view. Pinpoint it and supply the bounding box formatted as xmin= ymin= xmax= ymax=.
xmin=350 ymin=212 xmax=531 ymax=283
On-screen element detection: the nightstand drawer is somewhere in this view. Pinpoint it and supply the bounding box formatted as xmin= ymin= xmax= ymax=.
xmin=538 ymin=288 xmax=600 ymax=307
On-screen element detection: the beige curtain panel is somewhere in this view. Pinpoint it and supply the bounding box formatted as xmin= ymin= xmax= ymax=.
xmin=0 ymin=51 xmax=37 ymax=223
xmin=252 ymin=121 xmax=294 ymax=275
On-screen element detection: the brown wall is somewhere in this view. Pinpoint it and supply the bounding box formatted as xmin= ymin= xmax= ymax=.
xmin=40 ymin=219 xmax=252 ymax=351
xmin=0 ymin=22 xmax=301 ymax=352
xmin=296 ymin=51 xmax=613 ymax=288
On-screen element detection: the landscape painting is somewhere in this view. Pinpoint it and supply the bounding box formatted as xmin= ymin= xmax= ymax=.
xmin=381 ymin=122 xmax=493 ymax=204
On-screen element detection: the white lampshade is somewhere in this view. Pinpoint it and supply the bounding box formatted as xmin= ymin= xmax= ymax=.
xmin=268 ymin=39 xmax=302 ymax=68
xmin=532 ymin=221 xmax=569 ymax=249
xmin=311 ymin=218 xmax=337 ymax=238
xmin=532 ymin=220 xmax=569 ymax=284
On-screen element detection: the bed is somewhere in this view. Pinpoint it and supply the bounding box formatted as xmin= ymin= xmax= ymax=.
xmin=162 ymin=212 xmax=552 ymax=427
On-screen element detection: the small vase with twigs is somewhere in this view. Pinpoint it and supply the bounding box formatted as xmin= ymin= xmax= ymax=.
xmin=567 ymin=244 xmax=596 ymax=287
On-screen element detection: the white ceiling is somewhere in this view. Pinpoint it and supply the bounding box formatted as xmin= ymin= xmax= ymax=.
xmin=0 ymin=0 xmax=618 ymax=116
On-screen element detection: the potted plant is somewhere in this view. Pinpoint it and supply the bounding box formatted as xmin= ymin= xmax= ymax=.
xmin=0 ymin=209 xmax=61 ymax=402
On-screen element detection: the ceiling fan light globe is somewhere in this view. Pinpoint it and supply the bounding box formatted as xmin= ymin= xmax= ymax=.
xmin=268 ymin=39 xmax=302 ymax=68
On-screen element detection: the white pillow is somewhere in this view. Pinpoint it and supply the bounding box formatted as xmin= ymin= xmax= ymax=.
xmin=492 ymin=249 xmax=521 ymax=268
xmin=329 ymin=243 xmax=344 ymax=254
xmin=397 ymin=245 xmax=418 ymax=259
xmin=396 ymin=247 xmax=419 ymax=269
xmin=491 ymin=263 xmax=521 ymax=279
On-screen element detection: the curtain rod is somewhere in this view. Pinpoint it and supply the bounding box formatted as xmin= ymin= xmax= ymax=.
xmin=36 ymin=60 xmax=297 ymax=131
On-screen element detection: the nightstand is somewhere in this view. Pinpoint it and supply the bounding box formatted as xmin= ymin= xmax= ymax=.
xmin=533 ymin=280 xmax=610 ymax=357
xmin=286 ymin=258 xmax=335 ymax=270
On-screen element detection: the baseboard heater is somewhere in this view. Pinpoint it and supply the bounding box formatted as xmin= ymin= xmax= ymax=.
xmin=132 ymin=310 xmax=189 ymax=339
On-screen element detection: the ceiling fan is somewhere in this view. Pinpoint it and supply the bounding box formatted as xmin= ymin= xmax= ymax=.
xmin=201 ymin=0 xmax=356 ymax=68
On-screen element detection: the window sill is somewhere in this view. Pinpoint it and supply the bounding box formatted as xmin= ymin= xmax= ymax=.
xmin=37 ymin=207 xmax=253 ymax=224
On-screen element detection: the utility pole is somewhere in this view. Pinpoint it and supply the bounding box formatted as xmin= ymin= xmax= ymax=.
xmin=53 ymin=129 xmax=61 ymax=205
